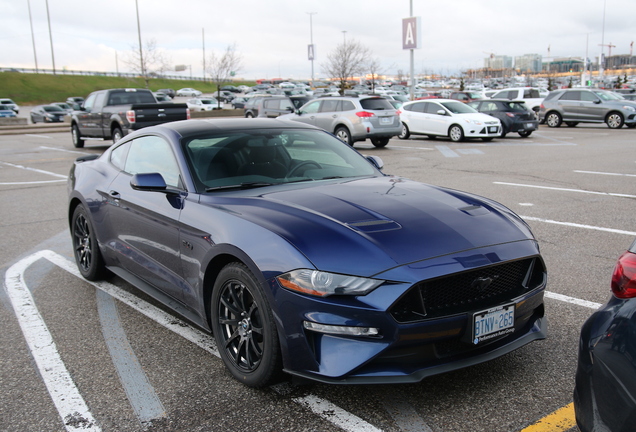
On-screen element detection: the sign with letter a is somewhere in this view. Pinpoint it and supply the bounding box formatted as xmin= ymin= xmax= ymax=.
xmin=402 ymin=17 xmax=421 ymax=50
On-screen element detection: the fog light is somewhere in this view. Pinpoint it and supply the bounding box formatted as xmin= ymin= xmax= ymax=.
xmin=303 ymin=321 xmax=379 ymax=337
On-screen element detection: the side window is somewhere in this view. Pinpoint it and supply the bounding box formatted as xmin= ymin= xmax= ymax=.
xmin=426 ymin=103 xmax=442 ymax=114
xmin=301 ymin=100 xmax=321 ymax=114
xmin=483 ymin=102 xmax=498 ymax=111
xmin=319 ymin=99 xmax=340 ymax=112
xmin=560 ymin=91 xmax=580 ymax=101
xmin=280 ymin=99 xmax=294 ymax=110
xmin=110 ymin=141 xmax=130 ymax=170
xmin=124 ymin=135 xmax=181 ymax=188
xmin=93 ymin=93 xmax=106 ymax=110
xmin=580 ymin=91 xmax=598 ymax=102
xmin=264 ymin=99 xmax=277 ymax=109
xmin=83 ymin=94 xmax=97 ymax=112
xmin=341 ymin=101 xmax=356 ymax=111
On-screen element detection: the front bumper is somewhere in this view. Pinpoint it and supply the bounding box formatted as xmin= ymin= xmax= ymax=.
xmin=272 ymin=241 xmax=547 ymax=384
xmin=464 ymin=124 xmax=501 ymax=138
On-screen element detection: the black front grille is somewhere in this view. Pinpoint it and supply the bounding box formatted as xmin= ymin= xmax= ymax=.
xmin=390 ymin=258 xmax=544 ymax=323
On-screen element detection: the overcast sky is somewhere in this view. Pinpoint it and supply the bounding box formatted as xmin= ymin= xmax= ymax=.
xmin=2 ymin=0 xmax=635 ymax=81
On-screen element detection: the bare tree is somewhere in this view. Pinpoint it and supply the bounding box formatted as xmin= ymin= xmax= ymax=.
xmin=123 ymin=38 xmax=172 ymax=88
xmin=205 ymin=44 xmax=243 ymax=109
xmin=322 ymin=40 xmax=370 ymax=95
xmin=366 ymin=57 xmax=384 ymax=93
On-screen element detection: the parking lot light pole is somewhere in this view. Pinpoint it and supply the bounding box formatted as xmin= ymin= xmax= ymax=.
xmin=45 ymin=0 xmax=55 ymax=74
xmin=27 ymin=0 xmax=38 ymax=73
xmin=307 ymin=12 xmax=317 ymax=87
xmin=135 ymin=0 xmax=145 ymax=81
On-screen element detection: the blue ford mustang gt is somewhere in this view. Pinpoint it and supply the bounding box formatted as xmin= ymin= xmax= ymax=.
xmin=68 ymin=118 xmax=547 ymax=387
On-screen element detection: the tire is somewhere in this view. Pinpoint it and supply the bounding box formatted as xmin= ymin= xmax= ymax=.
xmin=565 ymin=122 xmax=579 ymax=127
xmin=71 ymin=205 xmax=106 ymax=281
xmin=112 ymin=127 xmax=123 ymax=143
xmin=546 ymin=112 xmax=562 ymax=128
xmin=427 ymin=135 xmax=437 ymax=140
xmin=482 ymin=137 xmax=493 ymax=142
xmin=500 ymin=132 xmax=507 ymax=138
xmin=335 ymin=126 xmax=353 ymax=145
xmin=606 ymin=112 xmax=624 ymax=129
xmin=518 ymin=131 xmax=532 ymax=138
xmin=72 ymin=124 xmax=85 ymax=148
xmin=371 ymin=137 xmax=390 ymax=148
xmin=626 ymin=124 xmax=636 ymax=129
xmin=448 ymin=125 xmax=464 ymax=142
xmin=211 ymin=263 xmax=282 ymax=387
xmin=398 ymin=123 xmax=410 ymax=139
xmin=245 ymin=112 xmax=254 ymax=118
xmin=31 ymin=114 xmax=37 ymax=124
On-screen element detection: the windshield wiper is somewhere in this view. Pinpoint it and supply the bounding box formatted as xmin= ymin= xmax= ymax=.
xmin=205 ymin=182 xmax=275 ymax=192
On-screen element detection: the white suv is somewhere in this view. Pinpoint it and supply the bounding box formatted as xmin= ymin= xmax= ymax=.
xmin=489 ymin=88 xmax=544 ymax=114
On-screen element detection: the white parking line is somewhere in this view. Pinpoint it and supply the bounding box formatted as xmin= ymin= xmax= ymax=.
xmin=521 ymin=216 xmax=636 ymax=236
xmin=0 ymin=161 xmax=68 ymax=179
xmin=574 ymin=170 xmax=636 ymax=178
xmin=39 ymin=146 xmax=87 ymax=155
xmin=24 ymin=134 xmax=53 ymax=139
xmin=436 ymin=145 xmax=459 ymax=157
xmin=494 ymin=181 xmax=636 ymax=199
xmin=5 ymin=251 xmax=382 ymax=432
xmin=4 ymin=251 xmax=100 ymax=431
xmin=544 ymin=292 xmax=602 ymax=310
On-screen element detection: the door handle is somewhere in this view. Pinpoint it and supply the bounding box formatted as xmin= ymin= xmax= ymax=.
xmin=109 ymin=190 xmax=121 ymax=198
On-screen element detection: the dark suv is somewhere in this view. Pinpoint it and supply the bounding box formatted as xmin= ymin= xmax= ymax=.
xmin=244 ymin=95 xmax=313 ymax=118
xmin=279 ymin=96 xmax=402 ymax=147
xmin=539 ymin=88 xmax=636 ymax=129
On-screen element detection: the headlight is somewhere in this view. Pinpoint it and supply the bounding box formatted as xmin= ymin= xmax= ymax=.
xmin=463 ymin=119 xmax=483 ymax=125
xmin=622 ymin=106 xmax=635 ymax=112
xmin=277 ymin=270 xmax=384 ymax=297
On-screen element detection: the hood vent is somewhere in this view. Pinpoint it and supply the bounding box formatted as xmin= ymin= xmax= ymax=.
xmin=347 ymin=219 xmax=401 ymax=233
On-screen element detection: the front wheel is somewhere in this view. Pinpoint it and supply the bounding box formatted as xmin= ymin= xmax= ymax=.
xmin=482 ymin=137 xmax=493 ymax=142
xmin=546 ymin=112 xmax=562 ymax=128
xmin=448 ymin=125 xmax=464 ymax=142
xmin=71 ymin=205 xmax=106 ymax=281
xmin=398 ymin=123 xmax=410 ymax=139
xmin=371 ymin=137 xmax=390 ymax=148
xmin=335 ymin=126 xmax=353 ymax=145
xmin=518 ymin=131 xmax=532 ymax=138
xmin=565 ymin=122 xmax=579 ymax=127
xmin=606 ymin=112 xmax=624 ymax=129
xmin=31 ymin=114 xmax=37 ymax=124
xmin=211 ymin=263 xmax=282 ymax=387
xmin=72 ymin=124 xmax=85 ymax=148
xmin=245 ymin=112 xmax=254 ymax=118
xmin=112 ymin=127 xmax=123 ymax=143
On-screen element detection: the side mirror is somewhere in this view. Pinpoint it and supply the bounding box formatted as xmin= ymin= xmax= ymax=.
xmin=366 ymin=155 xmax=384 ymax=170
xmin=130 ymin=173 xmax=167 ymax=191
xmin=594 ymin=99 xmax=601 ymax=104
xmin=436 ymin=109 xmax=446 ymax=116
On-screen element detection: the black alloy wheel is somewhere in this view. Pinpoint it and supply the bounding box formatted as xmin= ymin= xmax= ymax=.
xmin=211 ymin=263 xmax=281 ymax=387
xmin=71 ymin=205 xmax=106 ymax=280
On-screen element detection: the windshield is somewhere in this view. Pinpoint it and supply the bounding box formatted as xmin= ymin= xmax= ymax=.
xmin=43 ymin=106 xmax=64 ymax=112
xmin=183 ymin=128 xmax=379 ymax=192
xmin=594 ymin=90 xmax=624 ymax=101
xmin=200 ymin=99 xmax=218 ymax=104
xmin=440 ymin=101 xmax=478 ymax=114
xmin=360 ymin=98 xmax=394 ymax=110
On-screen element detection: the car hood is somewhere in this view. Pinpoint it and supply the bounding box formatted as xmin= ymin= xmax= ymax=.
xmin=202 ymin=176 xmax=534 ymax=276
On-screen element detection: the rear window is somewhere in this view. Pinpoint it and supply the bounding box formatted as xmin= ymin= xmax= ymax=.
xmin=523 ymin=89 xmax=541 ymax=98
xmin=360 ymin=98 xmax=394 ymax=111
xmin=43 ymin=106 xmax=64 ymax=112
xmin=107 ymin=90 xmax=157 ymax=105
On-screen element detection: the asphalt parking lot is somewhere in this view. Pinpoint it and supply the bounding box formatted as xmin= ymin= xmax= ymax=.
xmin=1 ymin=123 xmax=634 ymax=431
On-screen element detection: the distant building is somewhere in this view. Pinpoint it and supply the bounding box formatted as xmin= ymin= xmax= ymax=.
xmin=484 ymin=55 xmax=513 ymax=69
xmin=543 ymin=57 xmax=585 ymax=73
xmin=515 ymin=54 xmax=542 ymax=73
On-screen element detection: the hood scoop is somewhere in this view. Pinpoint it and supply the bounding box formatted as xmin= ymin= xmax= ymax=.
xmin=346 ymin=219 xmax=402 ymax=233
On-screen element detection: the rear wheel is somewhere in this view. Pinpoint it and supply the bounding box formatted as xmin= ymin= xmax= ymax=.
xmin=546 ymin=112 xmax=562 ymax=128
xmin=565 ymin=122 xmax=579 ymax=127
xmin=112 ymin=127 xmax=123 ymax=143
xmin=448 ymin=125 xmax=464 ymax=142
xmin=398 ymin=123 xmax=410 ymax=139
xmin=518 ymin=131 xmax=532 ymax=138
xmin=211 ymin=263 xmax=282 ymax=387
xmin=31 ymin=114 xmax=37 ymax=124
xmin=371 ymin=137 xmax=390 ymax=148
xmin=245 ymin=112 xmax=254 ymax=118
xmin=606 ymin=112 xmax=624 ymax=129
xmin=72 ymin=124 xmax=85 ymax=148
xmin=71 ymin=205 xmax=106 ymax=281
xmin=482 ymin=137 xmax=493 ymax=142
xmin=335 ymin=126 xmax=353 ymax=145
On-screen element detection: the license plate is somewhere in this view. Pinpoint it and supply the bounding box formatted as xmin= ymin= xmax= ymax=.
xmin=526 ymin=123 xmax=534 ymax=129
xmin=380 ymin=117 xmax=392 ymax=125
xmin=488 ymin=126 xmax=498 ymax=133
xmin=472 ymin=304 xmax=514 ymax=344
